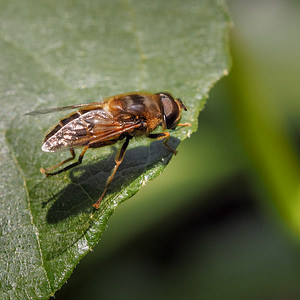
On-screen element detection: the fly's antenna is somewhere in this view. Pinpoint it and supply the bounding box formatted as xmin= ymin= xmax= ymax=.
xmin=177 ymin=98 xmax=187 ymax=111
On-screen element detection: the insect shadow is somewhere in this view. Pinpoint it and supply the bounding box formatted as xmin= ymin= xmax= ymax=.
xmin=45 ymin=137 xmax=180 ymax=224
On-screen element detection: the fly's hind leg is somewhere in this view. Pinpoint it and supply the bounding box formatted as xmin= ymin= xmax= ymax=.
xmin=41 ymin=145 xmax=89 ymax=177
xmin=40 ymin=147 xmax=76 ymax=175
xmin=148 ymin=132 xmax=177 ymax=155
xmin=93 ymin=136 xmax=131 ymax=210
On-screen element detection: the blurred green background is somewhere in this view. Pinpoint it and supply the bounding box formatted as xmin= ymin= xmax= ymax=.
xmin=54 ymin=0 xmax=300 ymax=299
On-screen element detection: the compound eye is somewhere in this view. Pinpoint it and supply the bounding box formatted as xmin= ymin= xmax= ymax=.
xmin=158 ymin=93 xmax=180 ymax=129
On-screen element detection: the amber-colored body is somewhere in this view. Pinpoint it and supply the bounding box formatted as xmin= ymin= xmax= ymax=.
xmin=26 ymin=92 xmax=189 ymax=209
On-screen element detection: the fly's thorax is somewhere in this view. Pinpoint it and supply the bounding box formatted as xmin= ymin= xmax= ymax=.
xmin=108 ymin=94 xmax=160 ymax=116
xmin=108 ymin=93 xmax=163 ymax=131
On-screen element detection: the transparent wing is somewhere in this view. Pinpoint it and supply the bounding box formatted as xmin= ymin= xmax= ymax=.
xmin=42 ymin=109 xmax=141 ymax=152
xmin=25 ymin=102 xmax=103 ymax=115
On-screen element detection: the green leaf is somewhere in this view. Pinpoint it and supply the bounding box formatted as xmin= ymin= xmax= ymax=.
xmin=0 ymin=0 xmax=231 ymax=298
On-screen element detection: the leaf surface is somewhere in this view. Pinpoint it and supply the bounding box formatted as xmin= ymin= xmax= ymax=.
xmin=0 ymin=0 xmax=231 ymax=298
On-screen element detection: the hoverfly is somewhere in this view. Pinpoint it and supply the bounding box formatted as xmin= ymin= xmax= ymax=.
xmin=26 ymin=92 xmax=190 ymax=209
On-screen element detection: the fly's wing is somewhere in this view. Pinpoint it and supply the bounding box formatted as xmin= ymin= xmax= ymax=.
xmin=42 ymin=108 xmax=140 ymax=152
xmin=25 ymin=102 xmax=104 ymax=115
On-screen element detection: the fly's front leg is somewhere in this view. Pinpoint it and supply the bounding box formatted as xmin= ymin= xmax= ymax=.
xmin=148 ymin=132 xmax=177 ymax=155
xmin=93 ymin=136 xmax=132 ymax=210
xmin=178 ymin=122 xmax=191 ymax=127
xmin=42 ymin=145 xmax=89 ymax=177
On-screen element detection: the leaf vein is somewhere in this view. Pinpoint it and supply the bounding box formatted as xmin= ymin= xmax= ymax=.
xmin=122 ymin=0 xmax=147 ymax=89
xmin=0 ymin=31 xmax=73 ymax=91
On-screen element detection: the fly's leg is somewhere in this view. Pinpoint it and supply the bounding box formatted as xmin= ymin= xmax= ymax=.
xmin=148 ymin=132 xmax=177 ymax=155
xmin=93 ymin=136 xmax=131 ymax=210
xmin=40 ymin=148 xmax=76 ymax=175
xmin=42 ymin=145 xmax=89 ymax=177
xmin=178 ymin=122 xmax=191 ymax=127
